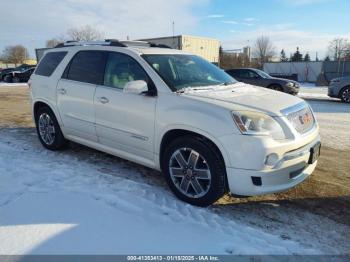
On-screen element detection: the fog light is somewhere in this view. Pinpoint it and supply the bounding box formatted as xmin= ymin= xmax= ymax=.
xmin=265 ymin=153 xmax=279 ymax=166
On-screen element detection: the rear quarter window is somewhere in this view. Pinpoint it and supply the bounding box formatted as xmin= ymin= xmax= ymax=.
xmin=35 ymin=51 xmax=67 ymax=77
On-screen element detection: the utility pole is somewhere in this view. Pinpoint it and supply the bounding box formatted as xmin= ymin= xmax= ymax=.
xmin=172 ymin=21 xmax=175 ymax=47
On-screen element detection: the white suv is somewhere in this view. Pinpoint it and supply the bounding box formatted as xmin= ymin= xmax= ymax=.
xmin=30 ymin=40 xmax=321 ymax=206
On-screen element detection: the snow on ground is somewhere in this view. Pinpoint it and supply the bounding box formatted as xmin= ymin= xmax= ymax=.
xmin=1 ymin=128 xmax=350 ymax=255
xmin=0 ymin=82 xmax=28 ymax=88
xmin=0 ymin=129 xmax=319 ymax=255
xmin=307 ymin=100 xmax=350 ymax=150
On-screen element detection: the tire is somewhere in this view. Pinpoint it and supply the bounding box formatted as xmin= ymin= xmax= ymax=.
xmin=161 ymin=136 xmax=226 ymax=207
xmin=35 ymin=106 xmax=68 ymax=150
xmin=4 ymin=75 xmax=12 ymax=83
xmin=269 ymin=84 xmax=283 ymax=92
xmin=340 ymin=86 xmax=350 ymax=103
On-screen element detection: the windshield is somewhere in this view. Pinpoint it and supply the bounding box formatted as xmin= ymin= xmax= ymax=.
xmin=255 ymin=69 xmax=271 ymax=79
xmin=142 ymin=54 xmax=237 ymax=91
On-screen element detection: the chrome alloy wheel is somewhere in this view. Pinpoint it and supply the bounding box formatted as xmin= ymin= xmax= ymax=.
xmin=38 ymin=113 xmax=56 ymax=145
xmin=169 ymin=148 xmax=211 ymax=198
xmin=341 ymin=88 xmax=350 ymax=103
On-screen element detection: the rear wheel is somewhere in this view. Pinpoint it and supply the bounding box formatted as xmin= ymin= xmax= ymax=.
xmin=162 ymin=136 xmax=226 ymax=207
xmin=340 ymin=86 xmax=350 ymax=103
xmin=35 ymin=106 xmax=68 ymax=150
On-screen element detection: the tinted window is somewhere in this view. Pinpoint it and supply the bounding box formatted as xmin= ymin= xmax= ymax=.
xmin=66 ymin=51 xmax=106 ymax=85
xmin=35 ymin=52 xmax=67 ymax=77
xmin=239 ymin=70 xmax=258 ymax=78
xmin=227 ymin=70 xmax=239 ymax=77
xmin=104 ymin=52 xmax=149 ymax=89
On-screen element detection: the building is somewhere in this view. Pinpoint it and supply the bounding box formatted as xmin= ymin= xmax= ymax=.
xmin=139 ymin=35 xmax=220 ymax=63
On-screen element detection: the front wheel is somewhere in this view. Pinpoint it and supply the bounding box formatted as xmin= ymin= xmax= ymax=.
xmin=162 ymin=136 xmax=226 ymax=207
xmin=35 ymin=106 xmax=68 ymax=150
xmin=340 ymin=86 xmax=350 ymax=103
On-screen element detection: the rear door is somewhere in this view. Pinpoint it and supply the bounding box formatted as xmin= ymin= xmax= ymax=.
xmin=57 ymin=50 xmax=106 ymax=142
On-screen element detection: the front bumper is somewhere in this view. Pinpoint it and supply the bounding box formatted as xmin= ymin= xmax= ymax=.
xmin=226 ymin=160 xmax=317 ymax=196
xmin=218 ymin=128 xmax=320 ymax=196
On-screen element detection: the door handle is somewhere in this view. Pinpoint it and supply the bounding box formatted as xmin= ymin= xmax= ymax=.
xmin=98 ymin=97 xmax=109 ymax=104
xmin=58 ymin=88 xmax=66 ymax=95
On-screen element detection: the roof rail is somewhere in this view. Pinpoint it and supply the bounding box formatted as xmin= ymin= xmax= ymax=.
xmin=54 ymin=39 xmax=172 ymax=49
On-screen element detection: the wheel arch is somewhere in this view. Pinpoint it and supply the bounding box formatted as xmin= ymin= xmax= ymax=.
xmin=33 ymin=99 xmax=63 ymax=126
xmin=158 ymin=127 xmax=230 ymax=171
xmin=339 ymin=85 xmax=350 ymax=99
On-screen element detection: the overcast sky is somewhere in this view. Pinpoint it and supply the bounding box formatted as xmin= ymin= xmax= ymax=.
xmin=1 ymin=0 xmax=349 ymax=59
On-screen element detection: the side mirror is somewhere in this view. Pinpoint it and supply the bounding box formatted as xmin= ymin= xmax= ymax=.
xmin=124 ymin=80 xmax=148 ymax=95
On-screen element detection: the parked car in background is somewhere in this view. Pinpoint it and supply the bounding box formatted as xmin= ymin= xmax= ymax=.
xmin=225 ymin=68 xmax=300 ymax=95
xmin=0 ymin=64 xmax=35 ymax=82
xmin=0 ymin=68 xmax=15 ymax=81
xmin=29 ymin=40 xmax=320 ymax=206
xmin=328 ymin=76 xmax=350 ymax=103
xmin=4 ymin=67 xmax=36 ymax=83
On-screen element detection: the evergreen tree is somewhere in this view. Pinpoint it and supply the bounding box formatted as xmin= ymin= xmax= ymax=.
xmin=304 ymin=53 xmax=311 ymax=62
xmin=280 ymin=49 xmax=288 ymax=62
xmin=291 ymin=47 xmax=303 ymax=62
xmin=324 ymin=56 xmax=331 ymax=61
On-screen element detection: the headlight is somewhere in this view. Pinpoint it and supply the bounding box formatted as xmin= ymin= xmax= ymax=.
xmin=232 ymin=111 xmax=286 ymax=140
xmin=286 ymin=82 xmax=295 ymax=87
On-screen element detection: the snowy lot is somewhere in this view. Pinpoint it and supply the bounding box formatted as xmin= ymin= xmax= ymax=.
xmin=0 ymin=84 xmax=349 ymax=255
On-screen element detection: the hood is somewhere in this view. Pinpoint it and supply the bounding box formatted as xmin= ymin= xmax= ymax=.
xmin=180 ymin=83 xmax=305 ymax=117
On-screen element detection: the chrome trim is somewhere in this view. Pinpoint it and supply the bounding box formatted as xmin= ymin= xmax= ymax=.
xmin=280 ymin=101 xmax=307 ymax=116
xmin=283 ymin=140 xmax=319 ymax=161
xmin=96 ymin=122 xmax=148 ymax=141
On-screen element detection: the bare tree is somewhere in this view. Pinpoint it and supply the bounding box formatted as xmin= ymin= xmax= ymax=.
xmin=67 ymin=25 xmax=104 ymax=41
xmin=252 ymin=36 xmax=275 ymax=66
xmin=328 ymin=38 xmax=350 ymax=61
xmin=1 ymin=45 xmax=29 ymax=64
xmin=46 ymin=36 xmax=65 ymax=48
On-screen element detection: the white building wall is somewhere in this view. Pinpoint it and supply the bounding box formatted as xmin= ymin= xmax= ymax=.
xmin=139 ymin=35 xmax=220 ymax=63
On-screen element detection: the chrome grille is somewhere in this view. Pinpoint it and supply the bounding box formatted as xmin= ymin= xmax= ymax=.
xmin=286 ymin=105 xmax=315 ymax=134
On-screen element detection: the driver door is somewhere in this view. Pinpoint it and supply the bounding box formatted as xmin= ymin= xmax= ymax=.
xmin=94 ymin=52 xmax=157 ymax=163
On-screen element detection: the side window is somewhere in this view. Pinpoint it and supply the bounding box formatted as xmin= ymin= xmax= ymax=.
xmin=104 ymin=52 xmax=149 ymax=89
xmin=66 ymin=51 xmax=106 ymax=85
xmin=228 ymin=70 xmax=238 ymax=77
xmin=35 ymin=52 xmax=67 ymax=77
xmin=248 ymin=71 xmax=259 ymax=78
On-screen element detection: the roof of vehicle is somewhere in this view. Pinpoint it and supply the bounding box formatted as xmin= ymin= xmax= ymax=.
xmin=49 ymin=40 xmax=191 ymax=56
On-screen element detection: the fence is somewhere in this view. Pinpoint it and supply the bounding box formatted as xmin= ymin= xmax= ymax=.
xmin=263 ymin=62 xmax=323 ymax=82
xmin=264 ymin=61 xmax=350 ymax=84
xmin=0 ymin=63 xmax=19 ymax=69
xmin=322 ymin=61 xmax=350 ymax=82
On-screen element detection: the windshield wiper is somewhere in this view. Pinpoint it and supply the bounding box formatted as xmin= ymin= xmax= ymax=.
xmin=218 ymin=81 xmax=236 ymax=86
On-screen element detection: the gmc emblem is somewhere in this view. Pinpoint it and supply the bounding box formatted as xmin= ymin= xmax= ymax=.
xmin=299 ymin=113 xmax=312 ymax=125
